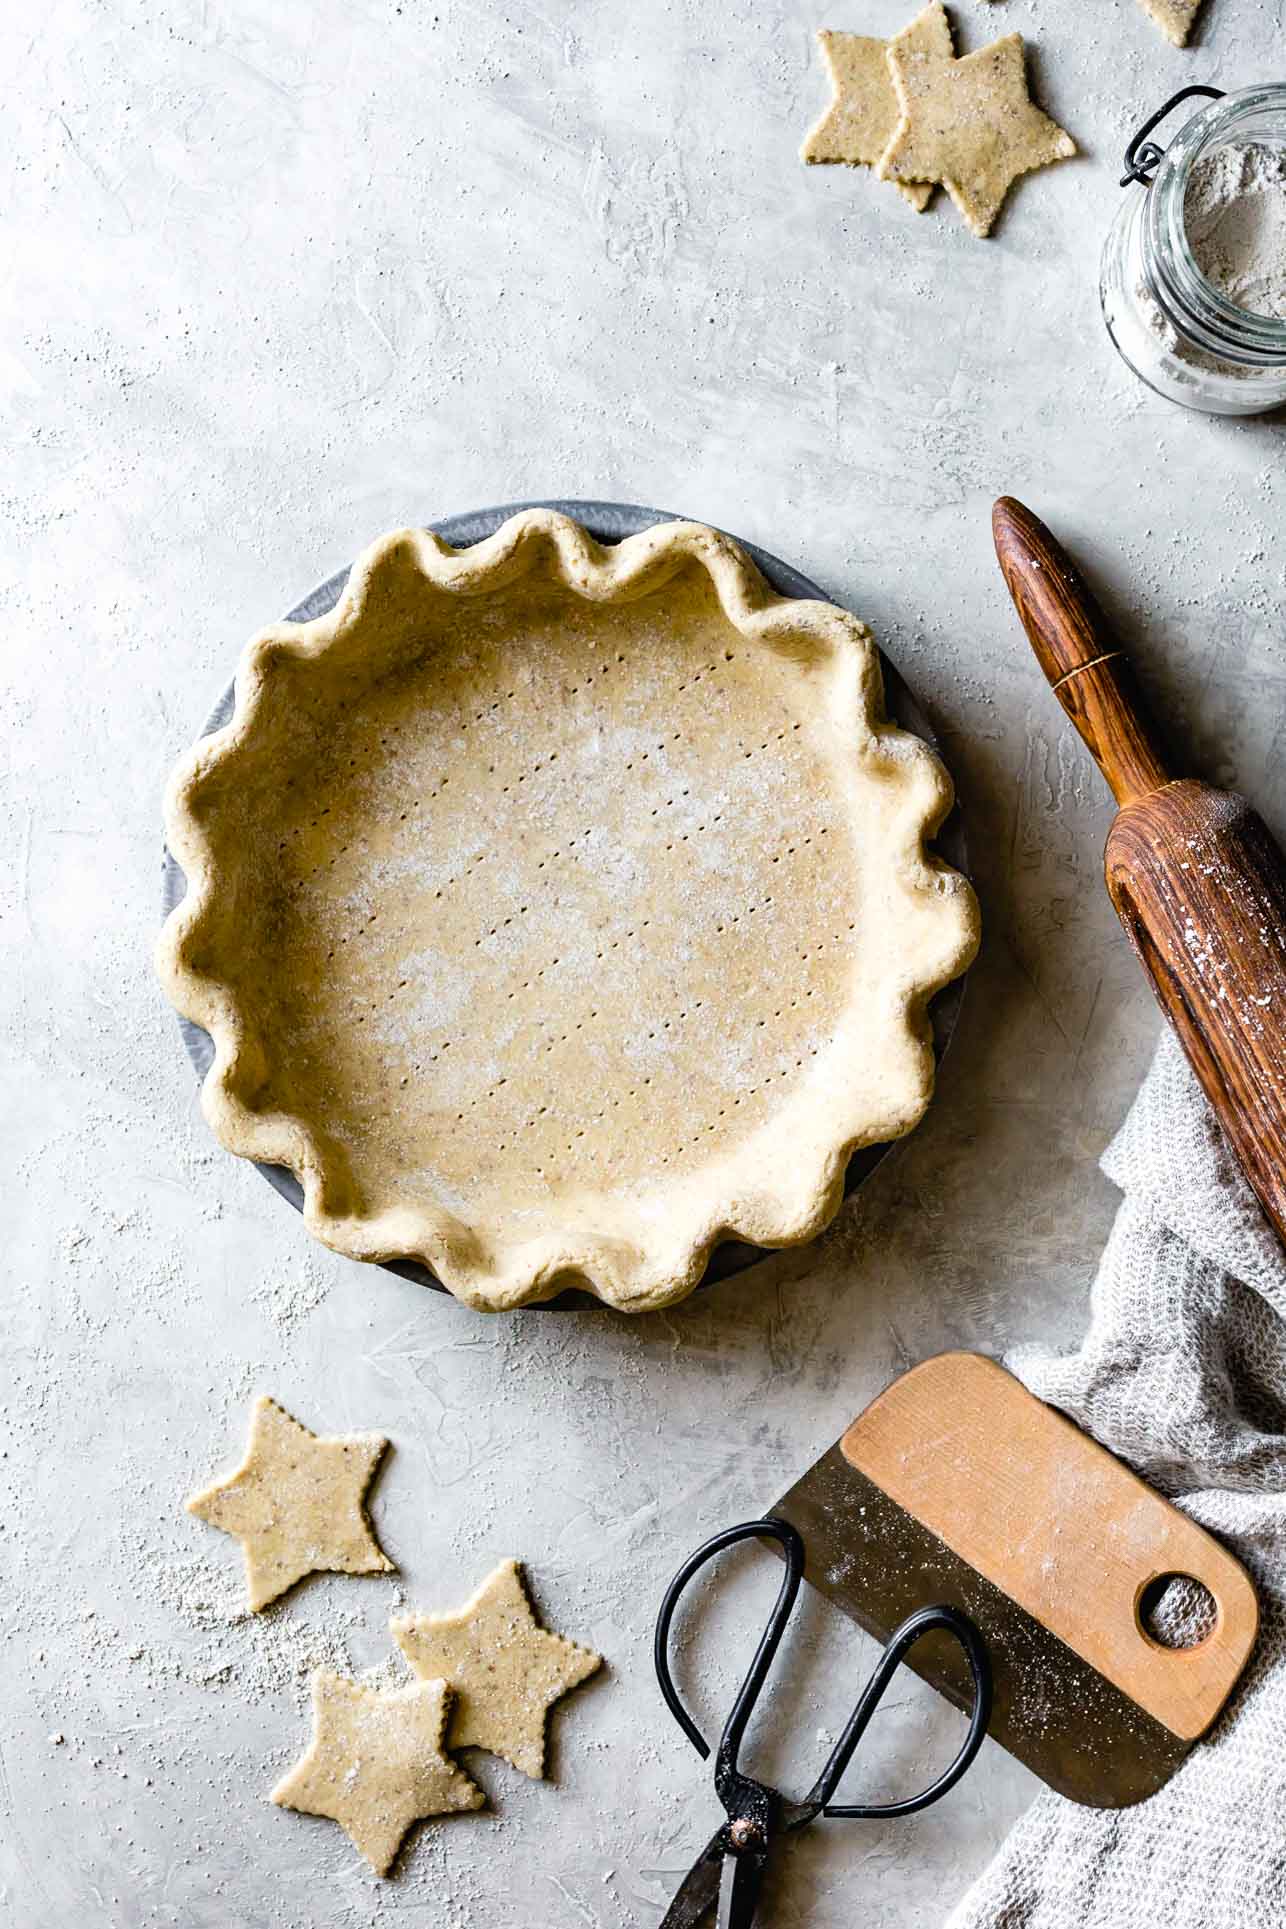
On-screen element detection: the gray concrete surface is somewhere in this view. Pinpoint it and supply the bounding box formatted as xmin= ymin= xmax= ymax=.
xmin=3 ymin=1 xmax=1285 ymax=1925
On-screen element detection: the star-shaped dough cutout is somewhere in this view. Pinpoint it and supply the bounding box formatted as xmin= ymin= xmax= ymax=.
xmin=392 ymin=1560 xmax=602 ymax=1779
xmin=187 ymin=1394 xmax=394 ymax=1611
xmin=1136 ymin=0 xmax=1205 ymax=47
xmin=271 ymin=1671 xmax=484 ymax=1875
xmin=802 ymin=31 xmax=933 ymax=211
xmin=878 ymin=3 xmax=1076 ymax=238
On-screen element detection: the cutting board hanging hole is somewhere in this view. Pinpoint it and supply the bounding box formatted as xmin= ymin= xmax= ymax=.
xmin=1137 ymin=1573 xmax=1220 ymax=1652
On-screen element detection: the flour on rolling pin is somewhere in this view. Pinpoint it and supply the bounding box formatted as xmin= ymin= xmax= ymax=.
xmin=1115 ymin=796 xmax=1286 ymax=1043
xmin=1175 ymin=814 xmax=1283 ymax=1033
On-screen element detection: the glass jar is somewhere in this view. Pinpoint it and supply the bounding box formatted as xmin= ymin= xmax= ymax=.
xmin=1100 ymin=84 xmax=1286 ymax=416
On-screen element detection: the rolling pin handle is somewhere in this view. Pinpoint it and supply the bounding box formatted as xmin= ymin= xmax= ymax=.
xmin=992 ymin=496 xmax=1176 ymax=808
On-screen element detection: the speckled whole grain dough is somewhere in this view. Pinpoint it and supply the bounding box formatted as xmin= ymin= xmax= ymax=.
xmin=879 ymin=3 xmax=1076 ymax=239
xmin=271 ymin=1672 xmax=484 ymax=1875
xmin=186 ymin=1394 xmax=394 ymax=1611
xmin=156 ymin=510 xmax=979 ymax=1312
xmin=1136 ymin=0 xmax=1205 ymax=47
xmin=802 ymin=30 xmax=933 ymax=211
xmin=392 ymin=1559 xmax=602 ymax=1779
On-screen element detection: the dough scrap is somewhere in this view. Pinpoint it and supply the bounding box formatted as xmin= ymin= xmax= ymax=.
xmin=271 ymin=1672 xmax=484 ymax=1874
xmin=1135 ymin=0 xmax=1205 ymax=46
xmin=157 ymin=510 xmax=979 ymax=1312
xmin=187 ymin=1395 xmax=393 ymax=1611
xmin=802 ymin=31 xmax=933 ymax=211
xmin=879 ymin=3 xmax=1076 ymax=238
xmin=392 ymin=1560 xmax=601 ymax=1779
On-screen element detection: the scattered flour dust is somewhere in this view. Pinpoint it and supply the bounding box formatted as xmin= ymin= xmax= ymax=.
xmin=150 ymin=1549 xmax=369 ymax=1697
xmin=1184 ymin=140 xmax=1286 ymax=321
xmin=62 ymin=1522 xmax=412 ymax=1725
xmin=248 ymin=1253 xmax=332 ymax=1336
xmin=48 ymin=1527 xmax=456 ymax=1925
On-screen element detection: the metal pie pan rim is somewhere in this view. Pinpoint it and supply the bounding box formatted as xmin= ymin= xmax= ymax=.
xmin=160 ymin=498 xmax=970 ymax=1310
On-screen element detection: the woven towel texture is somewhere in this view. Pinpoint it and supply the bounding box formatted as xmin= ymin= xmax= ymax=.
xmin=949 ymin=1031 xmax=1286 ymax=1929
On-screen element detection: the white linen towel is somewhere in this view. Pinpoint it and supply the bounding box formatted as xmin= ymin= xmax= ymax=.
xmin=949 ymin=1031 xmax=1286 ymax=1928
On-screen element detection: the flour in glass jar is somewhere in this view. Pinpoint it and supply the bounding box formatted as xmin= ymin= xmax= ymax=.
xmin=1184 ymin=141 xmax=1286 ymax=319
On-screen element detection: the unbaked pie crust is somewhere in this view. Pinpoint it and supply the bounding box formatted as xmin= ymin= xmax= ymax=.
xmin=157 ymin=512 xmax=978 ymax=1311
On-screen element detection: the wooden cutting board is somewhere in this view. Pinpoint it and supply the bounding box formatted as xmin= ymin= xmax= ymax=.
xmin=772 ymin=1353 xmax=1258 ymax=1806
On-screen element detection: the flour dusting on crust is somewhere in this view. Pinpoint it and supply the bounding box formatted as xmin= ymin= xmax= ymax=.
xmin=156 ymin=511 xmax=979 ymax=1312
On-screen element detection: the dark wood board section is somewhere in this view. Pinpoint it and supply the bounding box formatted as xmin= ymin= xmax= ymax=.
xmin=993 ymin=496 xmax=1286 ymax=1255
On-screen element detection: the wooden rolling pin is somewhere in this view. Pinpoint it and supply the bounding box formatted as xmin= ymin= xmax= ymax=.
xmin=993 ymin=495 xmax=1286 ymax=1251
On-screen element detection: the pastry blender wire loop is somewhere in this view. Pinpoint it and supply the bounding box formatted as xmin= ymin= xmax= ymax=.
xmin=1121 ymin=85 xmax=1225 ymax=189
xmin=653 ymin=1518 xmax=993 ymax=1929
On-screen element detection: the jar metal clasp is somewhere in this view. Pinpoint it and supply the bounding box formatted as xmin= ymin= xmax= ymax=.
xmin=1120 ymin=85 xmax=1225 ymax=188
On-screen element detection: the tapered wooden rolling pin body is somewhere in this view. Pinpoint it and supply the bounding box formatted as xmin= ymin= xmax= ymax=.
xmin=993 ymin=495 xmax=1286 ymax=1252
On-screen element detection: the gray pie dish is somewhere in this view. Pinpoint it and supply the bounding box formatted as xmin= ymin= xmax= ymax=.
xmin=160 ymin=499 xmax=970 ymax=1308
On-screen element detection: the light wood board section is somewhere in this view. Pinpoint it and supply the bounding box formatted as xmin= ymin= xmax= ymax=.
xmin=840 ymin=1352 xmax=1257 ymax=1740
